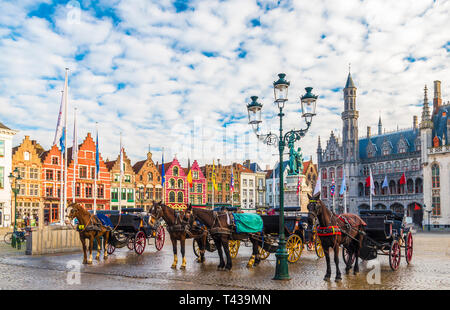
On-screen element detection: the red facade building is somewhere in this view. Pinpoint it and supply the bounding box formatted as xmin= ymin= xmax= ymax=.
xmin=40 ymin=144 xmax=62 ymax=223
xmin=157 ymin=157 xmax=188 ymax=210
xmin=187 ymin=160 xmax=207 ymax=206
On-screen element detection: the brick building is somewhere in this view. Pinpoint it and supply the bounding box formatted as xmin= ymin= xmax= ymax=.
xmin=133 ymin=151 xmax=162 ymax=211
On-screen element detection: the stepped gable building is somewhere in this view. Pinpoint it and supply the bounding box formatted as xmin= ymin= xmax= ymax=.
xmin=201 ymin=162 xmax=235 ymax=206
xmin=132 ymin=151 xmax=162 ymax=211
xmin=105 ymin=148 xmax=135 ymax=210
xmin=40 ymin=144 xmax=63 ymax=223
xmin=157 ymin=157 xmax=188 ymax=210
xmin=11 ymin=136 xmax=45 ymax=223
xmin=317 ymin=72 xmax=424 ymax=226
xmin=421 ymin=80 xmax=450 ymax=230
xmin=0 ymin=121 xmax=17 ymax=227
xmin=187 ymin=160 xmax=207 ymax=206
xmin=65 ymin=133 xmax=111 ymax=210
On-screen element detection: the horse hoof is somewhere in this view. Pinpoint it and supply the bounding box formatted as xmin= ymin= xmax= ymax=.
xmin=180 ymin=265 xmax=186 ymax=270
xmin=87 ymin=260 xmax=93 ymax=265
xmin=353 ymin=270 xmax=359 ymax=275
xmin=323 ymin=276 xmax=331 ymax=282
xmin=335 ymin=277 xmax=342 ymax=282
xmin=83 ymin=260 xmax=88 ymax=265
xmin=171 ymin=265 xmax=177 ymax=269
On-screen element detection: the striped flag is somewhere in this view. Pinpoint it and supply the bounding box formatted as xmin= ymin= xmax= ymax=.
xmin=330 ymin=178 xmax=336 ymax=196
xmin=230 ymin=167 xmax=234 ymax=192
xmin=53 ymin=90 xmax=66 ymax=152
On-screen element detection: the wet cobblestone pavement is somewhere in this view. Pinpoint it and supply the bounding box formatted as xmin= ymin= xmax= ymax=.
xmin=0 ymin=232 xmax=449 ymax=290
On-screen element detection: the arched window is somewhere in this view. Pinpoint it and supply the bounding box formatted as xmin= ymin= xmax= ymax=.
xmin=415 ymin=178 xmax=423 ymax=193
xmin=169 ymin=192 xmax=175 ymax=202
xmin=402 ymin=160 xmax=409 ymax=172
xmin=386 ymin=162 xmax=392 ymax=173
xmin=178 ymin=179 xmax=184 ymax=189
xmin=169 ymin=178 xmax=175 ymax=188
xmin=329 ymin=167 xmax=335 ymax=179
xmin=177 ymin=192 xmax=183 ymax=203
xmin=411 ymin=159 xmax=419 ymax=171
xmin=389 ymin=180 xmax=396 ymax=195
xmin=397 ymin=179 xmax=405 ymax=194
xmin=431 ymin=164 xmax=440 ymax=188
xmin=407 ymin=179 xmax=414 ymax=193
xmin=321 ymin=169 xmax=327 ymax=180
xmin=378 ymin=163 xmax=384 ymax=175
xmin=337 ymin=166 xmax=343 ymax=179
xmin=148 ymin=172 xmax=153 ymax=182
xmin=173 ymin=166 xmax=179 ymax=176
xmin=394 ymin=161 xmax=400 ymax=172
xmin=374 ymin=182 xmax=380 ymax=195
xmin=358 ymin=183 xmax=364 ymax=197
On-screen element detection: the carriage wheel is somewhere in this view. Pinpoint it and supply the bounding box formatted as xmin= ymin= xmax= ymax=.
xmin=258 ymin=246 xmax=270 ymax=260
xmin=314 ymin=236 xmax=325 ymax=258
xmin=389 ymin=240 xmax=401 ymax=271
xmin=228 ymin=240 xmax=240 ymax=258
xmin=155 ymin=225 xmax=165 ymax=251
xmin=286 ymin=234 xmax=303 ymax=263
xmin=106 ymin=242 xmax=116 ymax=255
xmin=134 ymin=231 xmax=146 ymax=255
xmin=405 ymin=231 xmax=413 ymax=264
xmin=193 ymin=239 xmax=200 ymax=257
xmin=342 ymin=247 xmax=355 ymax=266
xmin=127 ymin=237 xmax=135 ymax=250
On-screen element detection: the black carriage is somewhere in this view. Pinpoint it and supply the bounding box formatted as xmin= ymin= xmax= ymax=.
xmin=258 ymin=207 xmax=322 ymax=263
xmin=105 ymin=208 xmax=165 ymax=255
xmin=343 ymin=209 xmax=413 ymax=271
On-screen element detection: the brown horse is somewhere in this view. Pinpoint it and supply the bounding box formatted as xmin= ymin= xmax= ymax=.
xmin=66 ymin=202 xmax=111 ymax=264
xmin=150 ymin=201 xmax=207 ymax=269
xmin=307 ymin=193 xmax=366 ymax=281
xmin=186 ymin=205 xmax=261 ymax=271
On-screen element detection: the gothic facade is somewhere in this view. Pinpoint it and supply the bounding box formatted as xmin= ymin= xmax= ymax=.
xmin=317 ymin=73 xmax=427 ymax=227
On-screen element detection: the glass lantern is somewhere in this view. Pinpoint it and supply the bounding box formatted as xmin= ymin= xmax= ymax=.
xmin=273 ymin=73 xmax=290 ymax=104
xmin=300 ymin=87 xmax=317 ymax=123
xmin=247 ymin=96 xmax=263 ymax=126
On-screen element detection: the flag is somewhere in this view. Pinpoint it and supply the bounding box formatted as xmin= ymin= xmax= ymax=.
xmin=72 ymin=108 xmax=78 ymax=166
xmin=382 ymin=175 xmax=388 ymax=188
xmin=95 ymin=129 xmax=99 ymax=176
xmin=296 ymin=175 xmax=302 ymax=195
xmin=230 ymin=167 xmax=234 ymax=192
xmin=60 ymin=126 xmax=66 ymax=154
xmin=212 ymin=160 xmax=218 ymax=191
xmin=53 ymin=91 xmax=66 ymax=152
xmin=339 ymin=170 xmax=346 ymax=196
xmin=187 ymin=169 xmax=193 ymax=188
xmin=161 ymin=150 xmax=165 ymax=187
xmin=414 ymin=203 xmax=421 ymax=211
xmin=119 ymin=134 xmax=124 ymax=178
xmin=399 ymin=172 xmax=406 ymax=185
xmin=330 ymin=178 xmax=336 ymax=196
xmin=365 ymin=167 xmax=375 ymax=195
xmin=313 ymin=173 xmax=321 ymax=195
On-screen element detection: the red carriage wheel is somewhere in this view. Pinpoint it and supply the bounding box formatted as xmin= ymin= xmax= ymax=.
xmin=389 ymin=240 xmax=401 ymax=271
xmin=127 ymin=237 xmax=135 ymax=250
xmin=134 ymin=231 xmax=146 ymax=255
xmin=106 ymin=242 xmax=116 ymax=255
xmin=405 ymin=231 xmax=413 ymax=264
xmin=155 ymin=225 xmax=165 ymax=251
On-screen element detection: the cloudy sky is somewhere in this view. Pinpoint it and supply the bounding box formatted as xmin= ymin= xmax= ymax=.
xmin=1 ymin=0 xmax=449 ymax=169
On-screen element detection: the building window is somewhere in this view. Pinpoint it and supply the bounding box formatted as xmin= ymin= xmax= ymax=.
xmin=329 ymin=168 xmax=335 ymax=179
xmin=193 ymin=171 xmax=199 ymax=179
xmin=97 ymin=184 xmax=104 ymax=198
xmin=394 ymin=161 xmax=400 ymax=172
xmin=431 ymin=164 xmax=440 ymax=188
xmin=337 ymin=166 xmax=343 ymax=179
xmin=148 ymin=172 xmax=153 ymax=182
xmin=415 ymin=178 xmax=423 ymax=193
xmin=46 ymin=169 xmax=54 ymax=180
xmin=155 ymin=188 xmax=162 ymax=200
xmin=51 ymin=156 xmax=59 ymax=165
xmin=177 ymin=192 xmax=183 ymax=203
xmin=85 ymin=184 xmax=92 ymax=198
xmin=76 ymin=183 xmax=81 ymax=197
xmin=91 ymin=167 xmax=96 ymax=180
xmin=46 ymin=186 xmax=53 ymax=197
xmin=169 ymin=192 xmax=176 ymax=203
xmin=197 ymin=184 xmax=202 ymax=193
xmin=173 ymin=167 xmax=179 ymax=176
xmin=169 ymin=178 xmax=175 ymax=189
xmin=30 ymin=168 xmax=39 ymax=179
xmin=0 ymin=140 xmax=4 ymax=157
xmin=79 ymin=166 xmax=87 ymax=179
xmin=178 ymin=179 xmax=184 ymax=189
xmin=0 ymin=167 xmax=3 ymax=189
xmin=124 ymin=175 xmax=131 ymax=183
xmin=321 ymin=169 xmax=327 ymax=180
xmin=432 ymin=196 xmax=441 ymax=216
xmin=322 ymin=186 xmax=328 ymax=198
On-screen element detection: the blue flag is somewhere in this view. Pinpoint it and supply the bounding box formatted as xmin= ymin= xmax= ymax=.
xmin=382 ymin=175 xmax=388 ymax=188
xmin=95 ymin=131 xmax=99 ymax=175
xmin=59 ymin=127 xmax=66 ymax=154
xmin=339 ymin=170 xmax=346 ymax=196
xmin=161 ymin=152 xmax=165 ymax=187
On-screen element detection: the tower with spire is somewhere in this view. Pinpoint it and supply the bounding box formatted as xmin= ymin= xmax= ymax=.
xmin=341 ymin=71 xmax=359 ymax=163
xmin=420 ymin=85 xmax=434 ymax=165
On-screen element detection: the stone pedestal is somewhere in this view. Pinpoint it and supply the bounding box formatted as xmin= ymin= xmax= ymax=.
xmin=284 ymin=174 xmax=311 ymax=212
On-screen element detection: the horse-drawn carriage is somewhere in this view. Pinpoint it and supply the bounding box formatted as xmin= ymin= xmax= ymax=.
xmin=258 ymin=207 xmax=323 ymax=263
xmin=342 ymin=209 xmax=413 ymax=271
xmin=104 ymin=208 xmax=165 ymax=255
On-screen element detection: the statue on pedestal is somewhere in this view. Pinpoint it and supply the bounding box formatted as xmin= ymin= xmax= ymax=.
xmin=288 ymin=138 xmax=304 ymax=175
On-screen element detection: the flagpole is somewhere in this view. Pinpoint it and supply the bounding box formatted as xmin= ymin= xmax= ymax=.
xmin=119 ymin=132 xmax=122 ymax=212
xmin=63 ymin=68 xmax=69 ymax=224
xmin=59 ymin=90 xmax=64 ymax=225
xmin=94 ymin=123 xmax=98 ymax=215
xmin=344 ymin=191 xmax=347 ymax=214
xmin=72 ymin=107 xmax=77 ymax=203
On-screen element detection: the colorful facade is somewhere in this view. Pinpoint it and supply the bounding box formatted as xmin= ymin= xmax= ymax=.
xmin=158 ymin=157 xmax=188 ymax=210
xmin=105 ymin=148 xmax=135 ymax=210
xmin=133 ymin=151 xmax=162 ymax=211
xmin=66 ymin=133 xmax=111 ymax=210
xmin=201 ymin=162 xmax=240 ymax=207
xmin=11 ymin=136 xmax=44 ymax=224
xmin=187 ymin=160 xmax=207 ymax=205
xmin=40 ymin=144 xmax=63 ymax=223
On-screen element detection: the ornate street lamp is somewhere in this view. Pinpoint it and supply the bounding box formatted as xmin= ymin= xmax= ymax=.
xmin=246 ymin=73 xmax=318 ymax=280
xmin=8 ymin=167 xmax=22 ymax=249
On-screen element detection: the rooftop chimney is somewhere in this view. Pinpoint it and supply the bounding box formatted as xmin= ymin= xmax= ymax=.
xmin=367 ymin=126 xmax=371 ymax=139
xmin=433 ymin=80 xmax=442 ymax=115
xmin=413 ymin=115 xmax=418 ymax=129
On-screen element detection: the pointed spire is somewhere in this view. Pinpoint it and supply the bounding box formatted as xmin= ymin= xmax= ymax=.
xmin=378 ymin=114 xmax=382 ymax=135
xmin=345 ymin=66 xmax=356 ymax=89
xmin=420 ymin=84 xmax=433 ymax=129
xmin=317 ymin=136 xmax=322 ymax=150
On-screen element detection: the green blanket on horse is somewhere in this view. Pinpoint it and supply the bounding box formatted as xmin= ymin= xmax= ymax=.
xmin=232 ymin=213 xmax=263 ymax=233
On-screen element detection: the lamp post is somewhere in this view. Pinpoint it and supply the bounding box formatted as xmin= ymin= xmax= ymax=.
xmin=8 ymin=167 xmax=22 ymax=248
xmin=425 ymin=204 xmax=432 ymax=232
xmin=246 ymin=73 xmax=318 ymax=280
